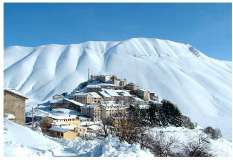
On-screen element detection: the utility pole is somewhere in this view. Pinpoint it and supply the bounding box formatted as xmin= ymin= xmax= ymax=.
xmin=31 ymin=104 xmax=39 ymax=129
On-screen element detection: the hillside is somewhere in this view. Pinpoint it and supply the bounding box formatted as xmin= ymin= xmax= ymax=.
xmin=4 ymin=119 xmax=231 ymax=157
xmin=4 ymin=38 xmax=232 ymax=139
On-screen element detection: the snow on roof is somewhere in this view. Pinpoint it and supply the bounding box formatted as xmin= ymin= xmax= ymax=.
xmin=115 ymin=90 xmax=131 ymax=97
xmin=86 ymin=124 xmax=101 ymax=131
xmin=133 ymin=97 xmax=144 ymax=101
xmin=74 ymin=92 xmax=101 ymax=99
xmin=99 ymin=89 xmax=132 ymax=98
xmin=4 ymin=113 xmax=16 ymax=120
xmin=74 ymin=92 xmax=86 ymax=96
xmin=102 ymin=89 xmax=119 ymax=97
xmin=48 ymin=113 xmax=77 ymax=120
xmin=4 ymin=89 xmax=28 ymax=99
xmin=138 ymin=104 xmax=150 ymax=109
xmin=88 ymin=92 xmax=102 ymax=98
xmin=52 ymin=108 xmax=78 ymax=115
xmin=86 ymin=84 xmax=101 ymax=88
xmin=54 ymin=124 xmax=76 ymax=130
xmin=50 ymin=98 xmax=63 ymax=104
xmin=99 ymin=90 xmax=111 ymax=98
xmin=99 ymin=83 xmax=116 ymax=87
xmin=48 ymin=126 xmax=72 ymax=133
xmin=63 ymin=98 xmax=84 ymax=106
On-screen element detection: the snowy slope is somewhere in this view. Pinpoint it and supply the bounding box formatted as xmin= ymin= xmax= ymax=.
xmin=4 ymin=38 xmax=232 ymax=139
xmin=4 ymin=119 xmax=153 ymax=157
xmin=149 ymin=126 xmax=232 ymax=157
xmin=4 ymin=119 xmax=66 ymax=156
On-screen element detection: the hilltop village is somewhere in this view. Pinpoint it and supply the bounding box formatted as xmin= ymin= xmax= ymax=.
xmin=4 ymin=74 xmax=225 ymax=157
xmin=42 ymin=74 xmax=163 ymax=140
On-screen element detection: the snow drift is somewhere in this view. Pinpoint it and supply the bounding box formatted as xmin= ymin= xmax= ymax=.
xmin=4 ymin=119 xmax=231 ymax=157
xmin=4 ymin=38 xmax=232 ymax=139
xmin=4 ymin=119 xmax=153 ymax=157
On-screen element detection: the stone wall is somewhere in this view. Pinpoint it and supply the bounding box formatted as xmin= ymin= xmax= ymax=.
xmin=4 ymin=91 xmax=26 ymax=125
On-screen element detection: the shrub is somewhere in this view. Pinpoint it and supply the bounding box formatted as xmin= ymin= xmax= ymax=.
xmin=203 ymin=126 xmax=222 ymax=139
xmin=181 ymin=115 xmax=195 ymax=129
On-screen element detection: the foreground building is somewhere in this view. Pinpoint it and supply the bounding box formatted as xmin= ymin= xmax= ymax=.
xmin=48 ymin=126 xmax=77 ymax=140
xmin=4 ymin=89 xmax=28 ymax=125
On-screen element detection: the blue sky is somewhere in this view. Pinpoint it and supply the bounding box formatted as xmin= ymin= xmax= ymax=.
xmin=4 ymin=3 xmax=232 ymax=60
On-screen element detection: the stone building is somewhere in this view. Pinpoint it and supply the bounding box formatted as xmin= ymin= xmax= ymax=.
xmin=111 ymin=75 xmax=121 ymax=86
xmin=74 ymin=92 xmax=102 ymax=105
xmin=90 ymin=75 xmax=112 ymax=82
xmin=111 ymin=76 xmax=127 ymax=87
xmin=74 ymin=126 xmax=88 ymax=137
xmin=136 ymin=89 xmax=150 ymax=101
xmin=80 ymin=105 xmax=102 ymax=121
xmin=124 ymin=83 xmax=138 ymax=91
xmin=150 ymin=92 xmax=159 ymax=101
xmin=48 ymin=115 xmax=81 ymax=126
xmin=119 ymin=79 xmax=127 ymax=87
xmin=50 ymin=98 xmax=84 ymax=111
xmin=48 ymin=126 xmax=77 ymax=140
xmin=4 ymin=89 xmax=28 ymax=125
xmin=100 ymin=101 xmax=129 ymax=119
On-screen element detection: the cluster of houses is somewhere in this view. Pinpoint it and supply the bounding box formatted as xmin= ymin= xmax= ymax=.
xmin=4 ymin=74 xmax=161 ymax=141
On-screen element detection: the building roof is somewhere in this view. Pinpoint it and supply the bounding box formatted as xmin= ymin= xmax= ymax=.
xmin=99 ymin=89 xmax=131 ymax=98
xmin=63 ymin=98 xmax=84 ymax=106
xmin=88 ymin=92 xmax=102 ymax=98
xmin=115 ymin=90 xmax=132 ymax=97
xmin=132 ymin=97 xmax=144 ymax=102
xmin=99 ymin=90 xmax=111 ymax=98
xmin=100 ymin=89 xmax=119 ymax=97
xmin=4 ymin=89 xmax=28 ymax=99
xmin=74 ymin=92 xmax=101 ymax=99
xmin=48 ymin=113 xmax=77 ymax=120
xmin=86 ymin=84 xmax=101 ymax=89
xmin=48 ymin=126 xmax=72 ymax=133
xmin=51 ymin=108 xmax=78 ymax=115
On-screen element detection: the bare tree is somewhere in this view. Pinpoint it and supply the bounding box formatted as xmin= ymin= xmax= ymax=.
xmin=182 ymin=133 xmax=213 ymax=157
xmin=40 ymin=116 xmax=53 ymax=133
xmin=141 ymin=131 xmax=177 ymax=157
xmin=101 ymin=117 xmax=113 ymax=137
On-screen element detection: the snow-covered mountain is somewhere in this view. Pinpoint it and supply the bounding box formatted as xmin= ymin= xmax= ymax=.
xmin=4 ymin=38 xmax=232 ymax=139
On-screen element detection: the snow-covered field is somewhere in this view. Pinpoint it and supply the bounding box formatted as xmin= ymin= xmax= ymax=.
xmin=4 ymin=119 xmax=231 ymax=157
xmin=4 ymin=37 xmax=232 ymax=139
